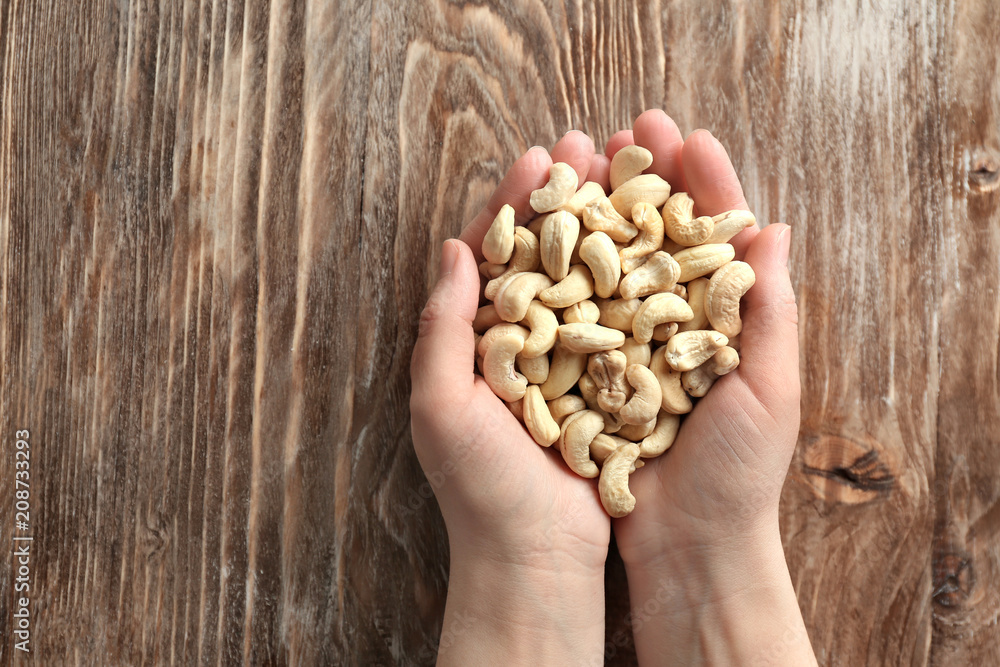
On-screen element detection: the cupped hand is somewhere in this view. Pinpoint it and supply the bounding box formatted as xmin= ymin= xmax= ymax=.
xmin=409 ymin=131 xmax=615 ymax=574
xmin=608 ymin=111 xmax=801 ymax=565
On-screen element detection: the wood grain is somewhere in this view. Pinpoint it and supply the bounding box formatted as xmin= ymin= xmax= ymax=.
xmin=1 ymin=1 xmax=998 ymax=665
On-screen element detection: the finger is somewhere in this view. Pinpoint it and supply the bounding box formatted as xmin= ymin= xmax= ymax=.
xmin=735 ymin=224 xmax=797 ymax=400
xmin=460 ymin=147 xmax=552 ymax=260
xmin=411 ymin=240 xmax=482 ymax=402
xmin=632 ymin=109 xmax=685 ymax=191
xmin=681 ymin=129 xmax=758 ymax=256
xmin=587 ymin=153 xmax=611 ymax=192
xmin=604 ymin=130 xmax=634 ymax=159
xmin=550 ymin=129 xmax=596 ymax=187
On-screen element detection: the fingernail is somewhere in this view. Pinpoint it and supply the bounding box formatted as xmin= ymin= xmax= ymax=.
xmin=439 ymin=239 xmax=458 ymax=279
xmin=778 ymin=225 xmax=791 ymax=268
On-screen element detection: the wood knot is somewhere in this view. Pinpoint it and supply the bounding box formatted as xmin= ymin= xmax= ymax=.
xmin=968 ymin=149 xmax=1000 ymax=194
xmin=800 ymin=434 xmax=895 ymax=504
xmin=932 ymin=548 xmax=974 ymax=608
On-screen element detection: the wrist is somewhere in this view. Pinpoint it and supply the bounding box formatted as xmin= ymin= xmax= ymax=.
xmin=621 ymin=525 xmax=817 ymax=666
xmin=436 ymin=545 xmax=606 ymax=666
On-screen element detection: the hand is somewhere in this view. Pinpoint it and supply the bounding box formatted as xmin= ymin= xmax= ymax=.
xmin=409 ymin=131 xmax=613 ymax=665
xmin=607 ymin=110 xmax=816 ymax=665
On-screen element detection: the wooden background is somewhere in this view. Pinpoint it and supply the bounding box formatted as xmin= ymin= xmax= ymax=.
xmin=1 ymin=0 xmax=998 ymax=664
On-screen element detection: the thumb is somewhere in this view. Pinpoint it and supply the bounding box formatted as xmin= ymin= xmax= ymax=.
xmin=736 ymin=224 xmax=799 ymax=399
xmin=410 ymin=239 xmax=481 ymax=401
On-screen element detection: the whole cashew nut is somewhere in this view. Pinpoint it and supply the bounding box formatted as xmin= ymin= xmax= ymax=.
xmin=539 ymin=264 xmax=594 ymax=308
xmin=608 ymin=173 xmax=672 ymax=219
xmin=672 ymin=243 xmax=736 ymax=282
xmin=485 ymin=227 xmax=541 ymax=299
xmin=531 ymin=162 xmax=579 ymax=213
xmin=596 ymin=297 xmax=642 ymax=333
xmin=664 ymin=330 xmax=729 ymax=372
xmin=583 ymin=197 xmax=639 ymax=242
xmin=523 ymin=385 xmax=560 ymax=447
xmin=677 ymin=277 xmax=711 ymax=333
xmin=599 ymin=442 xmax=641 ymax=517
xmin=520 ymin=300 xmax=559 ymax=358
xmin=539 ymin=343 xmax=588 ymax=400
xmin=477 ymin=323 xmax=529 ymax=358
xmin=650 ymin=346 xmax=693 ymax=414
xmin=539 ymin=210 xmax=580 ymax=281
xmin=639 ymin=411 xmax=681 ymax=457
xmin=588 ymin=350 xmax=630 ymax=413
xmin=705 ymin=260 xmax=756 ymax=338
xmin=560 ymin=180 xmax=606 ymax=218
xmin=631 ymin=292 xmax=694 ymax=344
xmin=618 ymin=364 xmax=662 ymax=425
xmin=563 ymin=299 xmax=601 ymax=324
xmin=609 ymin=145 xmax=654 ymax=191
xmin=578 ymin=231 xmax=622 ymax=298
xmin=494 ymin=272 xmax=555 ymax=322
xmin=618 ymin=251 xmax=681 ymax=299
xmin=482 ymin=203 xmax=516 ymax=263
xmin=557 ymin=323 xmax=626 ymax=354
xmin=482 ymin=334 xmax=528 ymax=402
xmin=619 ymin=203 xmax=665 ymax=273
xmin=661 ymin=192 xmax=713 ymax=247
xmin=681 ymin=363 xmax=717 ymax=398
xmin=705 ymin=209 xmax=757 ymax=244
xmin=559 ymin=410 xmax=603 ymax=479
xmin=711 ymin=346 xmax=741 ymax=375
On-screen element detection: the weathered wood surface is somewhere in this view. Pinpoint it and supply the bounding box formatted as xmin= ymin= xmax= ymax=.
xmin=1 ymin=0 xmax=998 ymax=664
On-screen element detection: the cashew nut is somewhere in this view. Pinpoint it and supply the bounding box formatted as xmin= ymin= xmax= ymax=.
xmin=539 ymin=210 xmax=580 ymax=281
xmin=651 ymin=322 xmax=679 ymax=342
xmin=577 ymin=372 xmax=624 ymax=433
xmin=631 ymin=292 xmax=694 ymax=344
xmin=520 ymin=300 xmax=559 ymax=358
xmin=672 ymin=243 xmax=736 ymax=282
xmin=563 ymin=299 xmax=601 ymax=324
xmin=599 ymin=442 xmax=641 ymax=517
xmin=619 ymin=202 xmax=666 ymax=274
xmin=615 ymin=417 xmax=657 ymax=441
xmin=473 ymin=304 xmax=504 ymax=334
xmin=620 ymin=337 xmax=652 ymax=368
xmin=523 ymin=385 xmax=560 ymax=447
xmin=705 ymin=260 xmax=756 ymax=338
xmin=650 ymin=346 xmax=693 ymax=414
xmin=583 ymin=197 xmax=639 ymax=242
xmin=712 ymin=346 xmax=740 ymax=375
xmin=479 ymin=261 xmax=506 ymax=279
xmin=546 ymin=394 xmax=587 ymax=425
xmin=664 ymin=330 xmax=728 ymax=372
xmin=609 ymin=145 xmax=654 ymax=191
xmin=482 ymin=203 xmax=516 ymax=263
xmin=531 ymin=162 xmax=579 ymax=213
xmin=539 ymin=343 xmax=588 ymax=400
xmin=677 ymin=277 xmax=711 ymax=333
xmin=559 ymin=410 xmax=603 ymax=478
xmin=705 ymin=209 xmax=757 ymax=244
xmin=478 ymin=323 xmax=530 ymax=358
xmin=608 ymin=173 xmax=672 ymax=219
xmin=668 ymin=283 xmax=687 ymax=300
xmin=681 ymin=363 xmax=717 ymax=398
xmin=590 ymin=434 xmax=644 ymax=472
xmin=484 ymin=227 xmax=541 ymax=299
xmin=640 ymin=411 xmax=680 ymax=457
xmin=661 ymin=192 xmax=713 ymax=247
xmin=517 ymin=353 xmax=549 ymax=384
xmin=579 ymin=231 xmax=622 ymax=298
xmin=560 ymin=180 xmax=606 ymax=218
xmin=618 ymin=251 xmax=681 ymax=299
xmin=483 ymin=334 xmax=528 ymax=401
xmin=619 ymin=364 xmax=662 ymax=425
xmin=596 ymin=297 xmax=642 ymax=333
xmin=494 ymin=272 xmax=556 ymax=322
xmin=588 ymin=350 xmax=630 ymax=413
xmin=539 ymin=264 xmax=594 ymax=308
xmin=569 ymin=228 xmax=591 ymax=266
xmin=558 ymin=323 xmax=626 ymax=354
xmin=506 ymin=398 xmax=524 ymax=422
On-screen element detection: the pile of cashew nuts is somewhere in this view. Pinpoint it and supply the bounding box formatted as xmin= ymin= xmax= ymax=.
xmin=474 ymin=146 xmax=756 ymax=517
